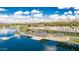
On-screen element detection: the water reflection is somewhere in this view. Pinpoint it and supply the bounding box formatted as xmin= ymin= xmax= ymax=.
xmin=0 ymin=28 xmax=15 ymax=38
xmin=40 ymin=40 xmax=79 ymax=51
xmin=44 ymin=45 xmax=57 ymax=51
xmin=0 ymin=36 xmax=79 ymax=51
xmin=0 ymin=28 xmax=79 ymax=51
xmin=0 ymin=36 xmax=44 ymax=51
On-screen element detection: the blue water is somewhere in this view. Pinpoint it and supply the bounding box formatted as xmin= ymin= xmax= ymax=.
xmin=0 ymin=30 xmax=79 ymax=51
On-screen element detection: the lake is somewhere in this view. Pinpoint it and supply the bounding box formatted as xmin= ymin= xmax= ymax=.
xmin=0 ymin=28 xmax=79 ymax=51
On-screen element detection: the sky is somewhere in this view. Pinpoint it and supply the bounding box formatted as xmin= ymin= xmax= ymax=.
xmin=0 ymin=7 xmax=79 ymax=23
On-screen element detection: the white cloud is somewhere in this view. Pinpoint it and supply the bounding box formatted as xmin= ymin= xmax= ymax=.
xmin=24 ymin=11 xmax=30 ymax=14
xmin=64 ymin=12 xmax=68 ymax=15
xmin=0 ymin=14 xmax=9 ymax=18
xmin=68 ymin=15 xmax=75 ymax=19
xmin=33 ymin=13 xmax=43 ymax=17
xmin=74 ymin=10 xmax=79 ymax=15
xmin=68 ymin=11 xmax=73 ymax=14
xmin=48 ymin=14 xmax=60 ymax=19
xmin=14 ymin=10 xmax=30 ymax=15
xmin=13 ymin=10 xmax=31 ymax=18
xmin=13 ymin=11 xmax=30 ymax=18
xmin=60 ymin=15 xmax=67 ymax=19
xmin=49 ymin=14 xmax=68 ymax=20
xmin=75 ymin=15 xmax=79 ymax=19
xmin=0 ymin=8 xmax=7 ymax=11
xmin=77 ymin=11 xmax=79 ymax=14
xmin=74 ymin=7 xmax=79 ymax=10
xmin=48 ymin=13 xmax=77 ymax=20
xmin=31 ymin=9 xmax=41 ymax=14
xmin=14 ymin=11 xmax=23 ymax=15
xmin=13 ymin=15 xmax=24 ymax=18
xmin=64 ymin=11 xmax=73 ymax=15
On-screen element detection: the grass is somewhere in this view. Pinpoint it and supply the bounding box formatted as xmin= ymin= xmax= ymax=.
xmin=67 ymin=37 xmax=79 ymax=44
xmin=45 ymin=30 xmax=79 ymax=37
xmin=44 ymin=30 xmax=79 ymax=44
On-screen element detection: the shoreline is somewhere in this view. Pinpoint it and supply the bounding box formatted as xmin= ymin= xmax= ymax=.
xmin=20 ymin=33 xmax=79 ymax=45
xmin=0 ymin=32 xmax=79 ymax=45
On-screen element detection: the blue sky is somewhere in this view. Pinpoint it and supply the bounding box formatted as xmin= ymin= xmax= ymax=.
xmin=0 ymin=7 xmax=79 ymax=23
xmin=0 ymin=7 xmax=77 ymax=15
